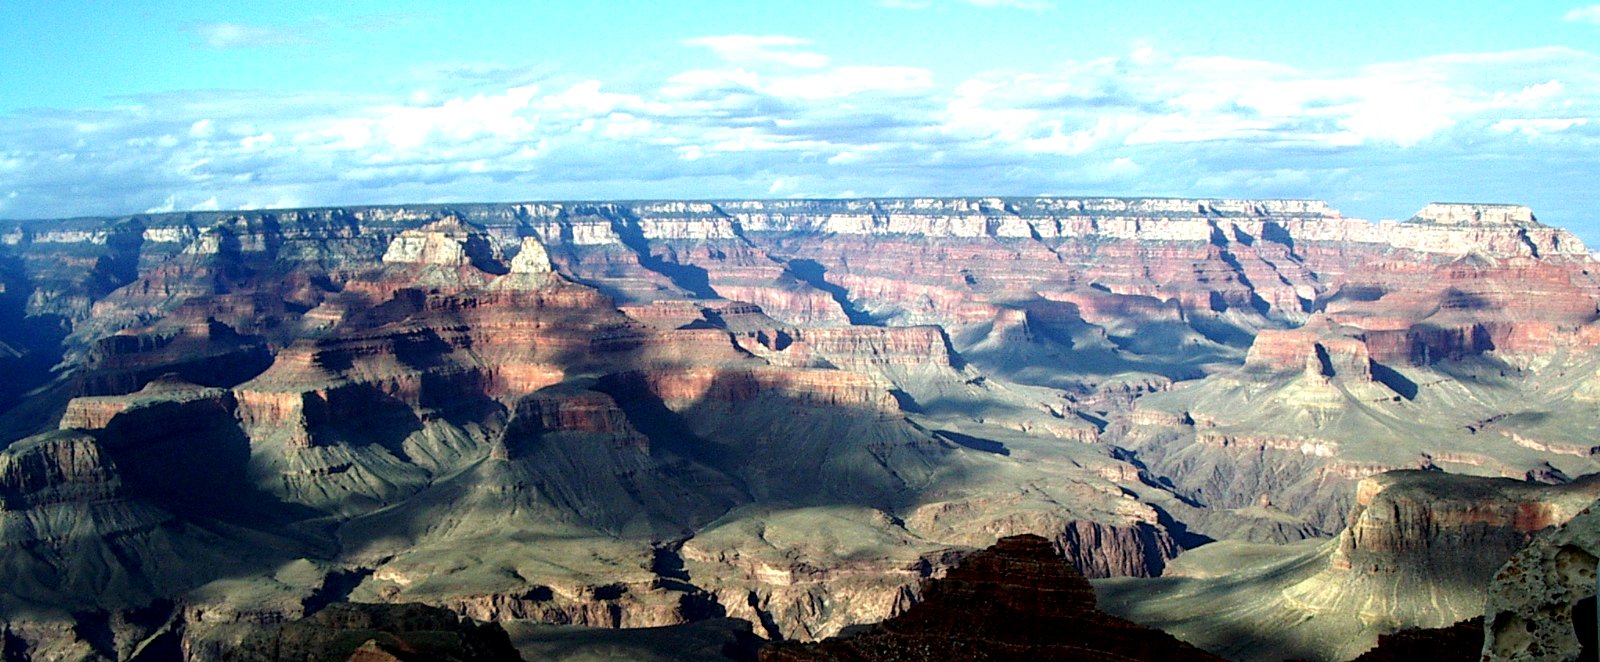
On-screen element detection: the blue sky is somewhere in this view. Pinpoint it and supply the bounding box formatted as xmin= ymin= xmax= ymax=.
xmin=2 ymin=1 xmax=1598 ymax=242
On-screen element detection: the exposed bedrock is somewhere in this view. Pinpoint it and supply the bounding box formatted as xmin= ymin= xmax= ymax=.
xmin=0 ymin=198 xmax=1597 ymax=659
xmin=607 ymin=365 xmax=899 ymax=414
xmin=760 ymin=534 xmax=1225 ymax=661
xmin=1113 ymin=292 xmax=1600 ymax=540
xmin=0 ymin=424 xmax=298 ymax=639
xmin=1096 ymin=470 xmax=1600 ymax=662
xmin=1350 ymin=618 xmax=1486 ymax=662
xmin=1335 ymin=471 xmax=1600 ymax=577
xmin=1114 ymin=421 xmax=1370 ymax=537
xmin=1482 ymin=497 xmax=1600 ymax=662
xmin=74 ymin=320 xmax=272 ymax=398
xmin=903 ymin=503 xmax=1180 ymax=579
xmin=224 ymin=602 xmax=522 ymax=662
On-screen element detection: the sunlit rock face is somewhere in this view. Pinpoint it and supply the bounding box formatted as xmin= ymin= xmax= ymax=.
xmin=0 ymin=196 xmax=1598 ymax=659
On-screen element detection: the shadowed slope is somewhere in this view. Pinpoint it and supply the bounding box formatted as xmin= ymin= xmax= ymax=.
xmin=761 ymin=534 xmax=1224 ymax=662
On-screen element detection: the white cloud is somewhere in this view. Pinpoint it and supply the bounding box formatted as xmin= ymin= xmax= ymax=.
xmin=186 ymin=15 xmax=410 ymax=50
xmin=240 ymin=132 xmax=275 ymax=150
xmin=963 ymin=0 xmax=1054 ymax=9
xmin=684 ymin=35 xmax=830 ymax=68
xmin=764 ymin=66 xmax=934 ymax=99
xmin=1491 ymin=117 xmax=1591 ymax=136
xmin=881 ymin=0 xmax=1053 ymax=8
xmin=188 ymin=22 xmax=308 ymax=49
xmin=3 ymin=40 xmax=1598 ymax=238
xmin=1564 ymin=5 xmax=1600 ymax=23
xmin=145 ymin=195 xmax=178 ymax=214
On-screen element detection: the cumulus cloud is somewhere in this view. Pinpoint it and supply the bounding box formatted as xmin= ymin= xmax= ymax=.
xmin=2 ymin=38 xmax=1598 ymax=238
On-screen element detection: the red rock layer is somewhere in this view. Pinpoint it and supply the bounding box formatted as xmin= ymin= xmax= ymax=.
xmin=1332 ymin=471 xmax=1600 ymax=578
xmin=1243 ymin=325 xmax=1372 ymax=378
xmin=1322 ymin=257 xmax=1600 ymax=364
xmin=614 ymin=366 xmax=898 ymax=414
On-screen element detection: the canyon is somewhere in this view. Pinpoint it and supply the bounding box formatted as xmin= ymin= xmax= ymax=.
xmin=0 ymin=196 xmax=1597 ymax=660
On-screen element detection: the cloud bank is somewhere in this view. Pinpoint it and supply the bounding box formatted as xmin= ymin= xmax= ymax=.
xmin=1 ymin=33 xmax=1597 ymax=241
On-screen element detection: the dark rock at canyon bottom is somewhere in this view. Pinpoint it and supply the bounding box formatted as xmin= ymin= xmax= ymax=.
xmin=224 ymin=602 xmax=523 ymax=662
xmin=759 ymin=534 xmax=1225 ymax=662
xmin=1347 ymin=617 xmax=1484 ymax=662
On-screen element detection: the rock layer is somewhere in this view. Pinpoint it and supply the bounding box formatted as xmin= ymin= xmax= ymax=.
xmin=1482 ymin=498 xmax=1600 ymax=661
xmin=1096 ymin=471 xmax=1600 ymax=662
xmin=760 ymin=534 xmax=1224 ymax=661
xmin=0 ymin=197 xmax=1597 ymax=659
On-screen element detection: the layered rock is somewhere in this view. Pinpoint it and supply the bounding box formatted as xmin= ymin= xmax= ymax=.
xmin=679 ymin=506 xmax=965 ymax=642
xmin=760 ymin=534 xmax=1225 ymax=661
xmin=70 ymin=318 xmax=271 ymax=399
xmin=1242 ymin=323 xmax=1373 ymax=379
xmin=1115 ymin=281 xmax=1600 ymax=537
xmin=612 ymin=366 xmax=899 ymax=414
xmin=1482 ymin=497 xmax=1600 ymax=661
xmin=0 ymin=196 xmax=1597 ymax=660
xmin=225 ymin=602 xmax=522 ymax=662
xmin=0 ymin=430 xmax=130 ymax=516
xmin=904 ymin=498 xmax=1180 ymax=579
xmin=0 ymin=426 xmax=292 ymax=630
xmin=381 ymin=218 xmax=503 ymax=270
xmin=1097 ymin=470 xmax=1600 ymax=662
xmin=1412 ymin=203 xmax=1537 ymax=226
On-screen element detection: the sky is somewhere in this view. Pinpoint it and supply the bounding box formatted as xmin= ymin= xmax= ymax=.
xmin=1 ymin=1 xmax=1598 ymax=242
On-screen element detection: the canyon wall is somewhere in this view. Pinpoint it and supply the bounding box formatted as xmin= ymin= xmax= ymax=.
xmin=1 ymin=196 xmax=1597 ymax=659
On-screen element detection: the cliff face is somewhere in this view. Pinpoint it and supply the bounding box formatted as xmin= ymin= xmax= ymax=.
xmin=1333 ymin=471 xmax=1600 ymax=579
xmin=1114 ymin=251 xmax=1600 ymax=538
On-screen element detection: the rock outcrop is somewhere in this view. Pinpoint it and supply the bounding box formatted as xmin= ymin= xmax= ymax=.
xmin=1096 ymin=470 xmax=1600 ymax=662
xmin=1482 ymin=497 xmax=1600 ymax=661
xmin=225 ymin=602 xmax=522 ymax=662
xmin=1349 ymin=617 xmax=1485 ymax=662
xmin=760 ymin=534 xmax=1225 ymax=661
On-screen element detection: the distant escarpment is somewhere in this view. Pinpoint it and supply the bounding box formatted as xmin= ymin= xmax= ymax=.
xmin=0 ymin=197 xmax=1597 ymax=659
xmin=1113 ymin=266 xmax=1600 ymax=538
